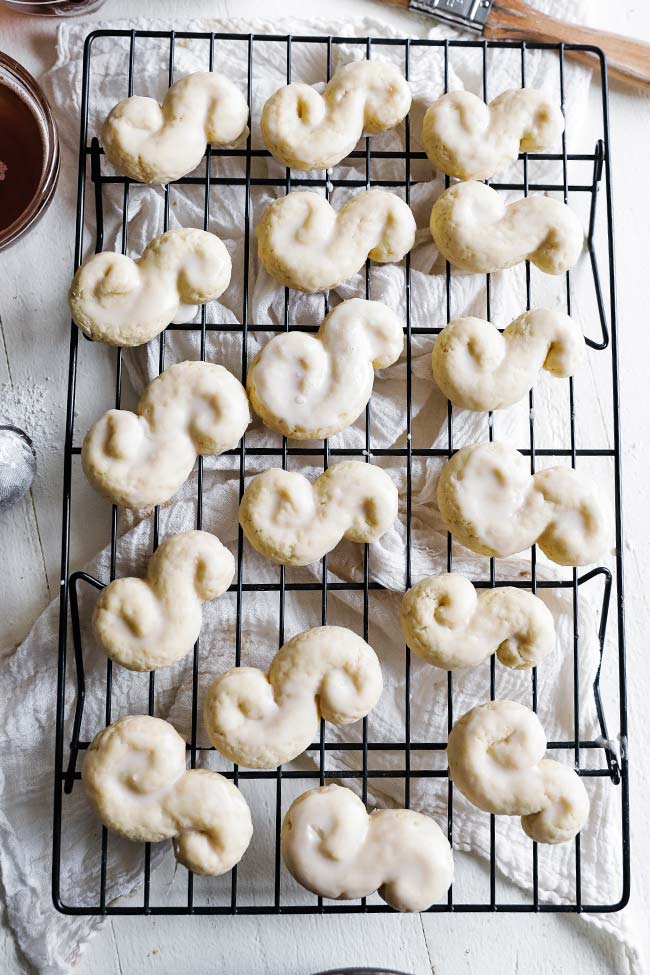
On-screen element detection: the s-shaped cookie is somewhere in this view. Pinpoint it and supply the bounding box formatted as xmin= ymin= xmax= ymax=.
xmin=262 ymin=59 xmax=411 ymax=171
xmin=437 ymin=442 xmax=610 ymax=566
xmin=282 ymin=784 xmax=454 ymax=911
xmin=203 ymin=626 xmax=382 ymax=768
xmin=84 ymin=715 xmax=253 ymax=874
xmin=257 ymin=190 xmax=416 ymax=292
xmin=422 ymin=88 xmax=564 ymax=181
xmin=93 ymin=531 xmax=235 ymax=671
xmin=102 ymin=72 xmax=249 ymax=184
xmin=400 ymin=573 xmax=555 ymax=671
xmin=69 ymin=228 xmax=231 ymax=347
xmin=447 ymin=700 xmax=590 ymax=843
xmin=247 ymin=298 xmax=403 ymax=439
xmin=82 ymin=361 xmax=250 ymax=508
xmin=430 ymin=181 xmax=583 ymax=274
xmin=239 ymin=461 xmax=398 ymax=566
xmin=432 ymin=309 xmax=585 ymax=411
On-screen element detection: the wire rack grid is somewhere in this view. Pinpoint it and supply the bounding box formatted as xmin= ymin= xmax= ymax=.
xmin=53 ymin=29 xmax=629 ymax=916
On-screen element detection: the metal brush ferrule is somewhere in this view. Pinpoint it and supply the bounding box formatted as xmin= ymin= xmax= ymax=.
xmin=409 ymin=0 xmax=492 ymax=31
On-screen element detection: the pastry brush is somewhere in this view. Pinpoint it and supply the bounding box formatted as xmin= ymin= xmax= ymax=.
xmin=380 ymin=0 xmax=650 ymax=89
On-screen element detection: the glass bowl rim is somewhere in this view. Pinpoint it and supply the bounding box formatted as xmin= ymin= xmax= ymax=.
xmin=1 ymin=0 xmax=103 ymax=6
xmin=0 ymin=50 xmax=60 ymax=250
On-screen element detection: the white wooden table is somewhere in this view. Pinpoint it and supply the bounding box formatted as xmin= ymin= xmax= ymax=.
xmin=1 ymin=1 xmax=648 ymax=972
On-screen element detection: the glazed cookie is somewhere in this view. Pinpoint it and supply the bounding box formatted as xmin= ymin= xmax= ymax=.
xmin=437 ymin=443 xmax=610 ymax=566
xmin=84 ymin=715 xmax=253 ymax=874
xmin=69 ymin=229 xmax=231 ymax=347
xmin=239 ymin=461 xmax=398 ymax=566
xmin=204 ymin=625 xmax=382 ymax=768
xmin=432 ymin=309 xmax=585 ymax=411
xmin=93 ymin=531 xmax=235 ymax=672
xmin=261 ymin=59 xmax=411 ymax=171
xmin=447 ymin=700 xmax=590 ymax=843
xmin=82 ymin=361 xmax=250 ymax=508
xmin=257 ymin=190 xmax=416 ymax=292
xmin=429 ymin=181 xmax=583 ymax=274
xmin=281 ymin=784 xmax=454 ymax=911
xmin=102 ymin=72 xmax=249 ymax=184
xmin=400 ymin=573 xmax=555 ymax=671
xmin=422 ymin=88 xmax=564 ymax=181
xmin=247 ymin=298 xmax=403 ymax=439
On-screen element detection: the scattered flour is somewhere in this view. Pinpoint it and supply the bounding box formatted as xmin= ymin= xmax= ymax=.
xmin=0 ymin=378 xmax=58 ymax=454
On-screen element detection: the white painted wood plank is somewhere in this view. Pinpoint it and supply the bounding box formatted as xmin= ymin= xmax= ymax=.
xmin=0 ymin=170 xmax=80 ymax=596
xmin=108 ymin=913 xmax=433 ymax=975
xmin=0 ymin=317 xmax=50 ymax=653
xmin=589 ymin=9 xmax=650 ymax=974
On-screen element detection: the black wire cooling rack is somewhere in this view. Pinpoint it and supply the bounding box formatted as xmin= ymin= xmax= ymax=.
xmin=53 ymin=29 xmax=629 ymax=916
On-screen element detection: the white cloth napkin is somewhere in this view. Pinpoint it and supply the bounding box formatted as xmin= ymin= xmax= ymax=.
xmin=0 ymin=9 xmax=641 ymax=975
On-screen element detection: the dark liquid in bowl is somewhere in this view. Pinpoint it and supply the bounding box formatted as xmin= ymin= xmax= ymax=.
xmin=0 ymin=83 xmax=44 ymax=233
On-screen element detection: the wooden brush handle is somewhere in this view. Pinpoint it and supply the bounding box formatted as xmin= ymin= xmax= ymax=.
xmin=486 ymin=0 xmax=650 ymax=89
xmin=378 ymin=0 xmax=650 ymax=89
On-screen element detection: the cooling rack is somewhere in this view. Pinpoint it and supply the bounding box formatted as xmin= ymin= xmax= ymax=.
xmin=53 ymin=29 xmax=629 ymax=916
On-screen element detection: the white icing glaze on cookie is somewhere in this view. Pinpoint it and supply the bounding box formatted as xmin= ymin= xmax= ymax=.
xmin=204 ymin=625 xmax=382 ymax=769
xmin=239 ymin=461 xmax=398 ymax=566
xmin=262 ymin=59 xmax=411 ymax=171
xmin=281 ymin=784 xmax=454 ymax=910
xmin=69 ymin=229 xmax=231 ymax=347
xmin=248 ymin=298 xmax=403 ymax=439
xmin=82 ymin=361 xmax=250 ymax=508
xmin=83 ymin=715 xmax=252 ymax=874
xmin=422 ymin=88 xmax=564 ymax=181
xmin=93 ymin=531 xmax=235 ymax=672
xmin=400 ymin=573 xmax=555 ymax=671
xmin=102 ymin=72 xmax=249 ymax=184
xmin=432 ymin=309 xmax=585 ymax=411
xmin=429 ymin=181 xmax=583 ymax=274
xmin=437 ymin=442 xmax=610 ymax=566
xmin=447 ymin=700 xmax=589 ymax=844
xmin=257 ymin=190 xmax=416 ymax=292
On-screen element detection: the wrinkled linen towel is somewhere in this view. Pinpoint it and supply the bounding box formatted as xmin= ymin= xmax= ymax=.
xmin=0 ymin=8 xmax=640 ymax=975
